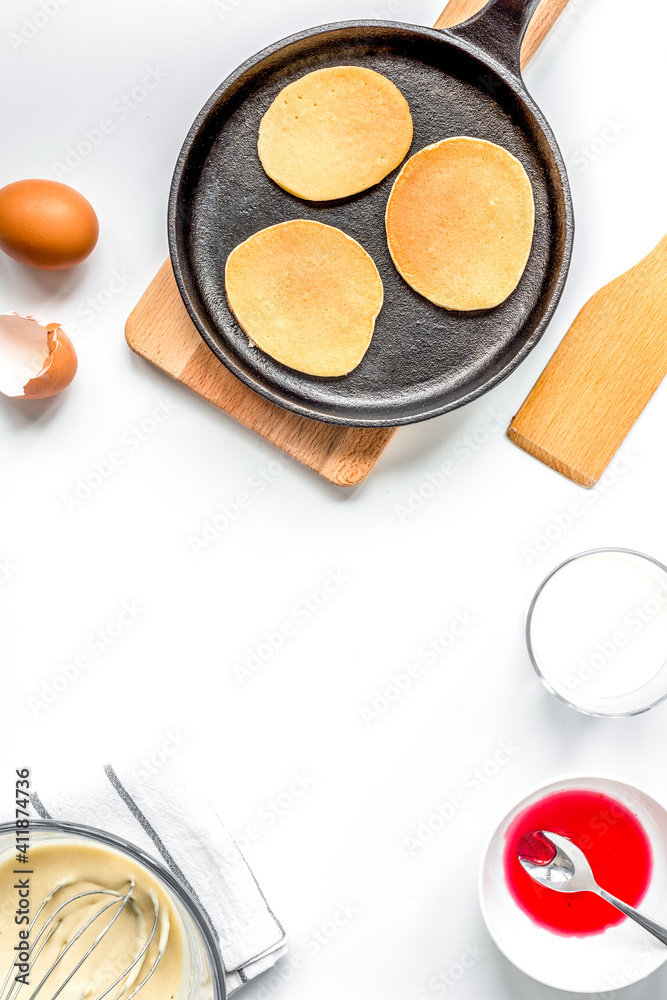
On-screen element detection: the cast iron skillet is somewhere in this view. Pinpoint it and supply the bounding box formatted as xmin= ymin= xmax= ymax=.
xmin=169 ymin=0 xmax=573 ymax=427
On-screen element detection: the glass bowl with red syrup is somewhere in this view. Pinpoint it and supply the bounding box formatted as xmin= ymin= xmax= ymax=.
xmin=480 ymin=776 xmax=667 ymax=993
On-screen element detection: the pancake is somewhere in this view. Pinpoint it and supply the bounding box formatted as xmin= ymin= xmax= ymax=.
xmin=258 ymin=66 xmax=413 ymax=201
xmin=225 ymin=220 xmax=384 ymax=377
xmin=385 ymin=136 xmax=535 ymax=310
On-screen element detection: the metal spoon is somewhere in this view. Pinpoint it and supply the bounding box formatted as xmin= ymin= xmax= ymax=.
xmin=518 ymin=830 xmax=667 ymax=946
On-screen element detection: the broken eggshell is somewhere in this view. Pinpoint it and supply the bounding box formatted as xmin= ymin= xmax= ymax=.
xmin=0 ymin=312 xmax=77 ymax=399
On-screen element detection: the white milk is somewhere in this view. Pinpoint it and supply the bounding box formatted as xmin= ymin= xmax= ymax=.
xmin=528 ymin=550 xmax=667 ymax=715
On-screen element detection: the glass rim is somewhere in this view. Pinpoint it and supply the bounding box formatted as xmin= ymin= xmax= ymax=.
xmin=526 ymin=546 xmax=667 ymax=718
xmin=0 ymin=818 xmax=227 ymax=1000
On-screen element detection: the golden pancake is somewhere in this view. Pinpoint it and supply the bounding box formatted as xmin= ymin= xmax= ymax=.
xmin=385 ymin=137 xmax=535 ymax=310
xmin=225 ymin=220 xmax=384 ymax=377
xmin=258 ymin=66 xmax=413 ymax=201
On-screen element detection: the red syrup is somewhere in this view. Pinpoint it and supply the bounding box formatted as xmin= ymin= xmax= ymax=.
xmin=517 ymin=831 xmax=557 ymax=866
xmin=503 ymin=789 xmax=653 ymax=936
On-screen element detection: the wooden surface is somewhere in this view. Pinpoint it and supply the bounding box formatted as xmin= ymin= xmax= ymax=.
xmin=509 ymin=235 xmax=667 ymax=488
xmin=125 ymin=0 xmax=568 ymax=485
xmin=126 ymin=261 xmax=396 ymax=486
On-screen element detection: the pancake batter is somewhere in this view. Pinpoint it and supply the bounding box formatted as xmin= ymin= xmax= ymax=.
xmin=0 ymin=838 xmax=187 ymax=1000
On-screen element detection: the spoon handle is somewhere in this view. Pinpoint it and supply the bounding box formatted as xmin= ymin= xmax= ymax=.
xmin=598 ymin=889 xmax=667 ymax=946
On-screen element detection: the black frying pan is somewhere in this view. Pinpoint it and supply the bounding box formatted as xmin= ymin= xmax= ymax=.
xmin=168 ymin=0 xmax=573 ymax=427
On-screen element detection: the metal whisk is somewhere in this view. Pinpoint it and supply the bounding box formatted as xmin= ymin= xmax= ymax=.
xmin=1 ymin=880 xmax=169 ymax=1000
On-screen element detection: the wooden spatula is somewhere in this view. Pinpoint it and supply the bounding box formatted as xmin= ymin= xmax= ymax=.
xmin=508 ymin=234 xmax=667 ymax=487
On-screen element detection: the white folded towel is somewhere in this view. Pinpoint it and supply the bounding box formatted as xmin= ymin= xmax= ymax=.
xmin=28 ymin=764 xmax=287 ymax=994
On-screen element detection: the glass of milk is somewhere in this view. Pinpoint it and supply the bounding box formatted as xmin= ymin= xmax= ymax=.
xmin=527 ymin=548 xmax=667 ymax=716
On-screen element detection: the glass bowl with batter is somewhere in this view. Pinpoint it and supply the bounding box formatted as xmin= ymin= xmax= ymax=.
xmin=0 ymin=820 xmax=226 ymax=1000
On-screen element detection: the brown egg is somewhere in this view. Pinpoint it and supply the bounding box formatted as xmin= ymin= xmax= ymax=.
xmin=0 ymin=179 xmax=99 ymax=270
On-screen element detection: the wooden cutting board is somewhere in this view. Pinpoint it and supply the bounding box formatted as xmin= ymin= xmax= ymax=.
xmin=125 ymin=0 xmax=570 ymax=486
xmin=509 ymin=234 xmax=667 ymax=487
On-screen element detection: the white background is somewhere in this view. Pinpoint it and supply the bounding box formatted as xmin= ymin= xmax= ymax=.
xmin=2 ymin=0 xmax=667 ymax=997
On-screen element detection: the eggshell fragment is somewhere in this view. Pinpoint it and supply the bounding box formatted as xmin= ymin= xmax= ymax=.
xmin=0 ymin=180 xmax=99 ymax=270
xmin=0 ymin=313 xmax=77 ymax=399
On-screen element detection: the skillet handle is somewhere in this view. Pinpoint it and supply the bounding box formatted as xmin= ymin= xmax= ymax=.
xmin=434 ymin=0 xmax=569 ymax=75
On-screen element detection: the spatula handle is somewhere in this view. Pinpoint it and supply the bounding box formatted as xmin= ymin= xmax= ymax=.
xmin=434 ymin=0 xmax=571 ymax=66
